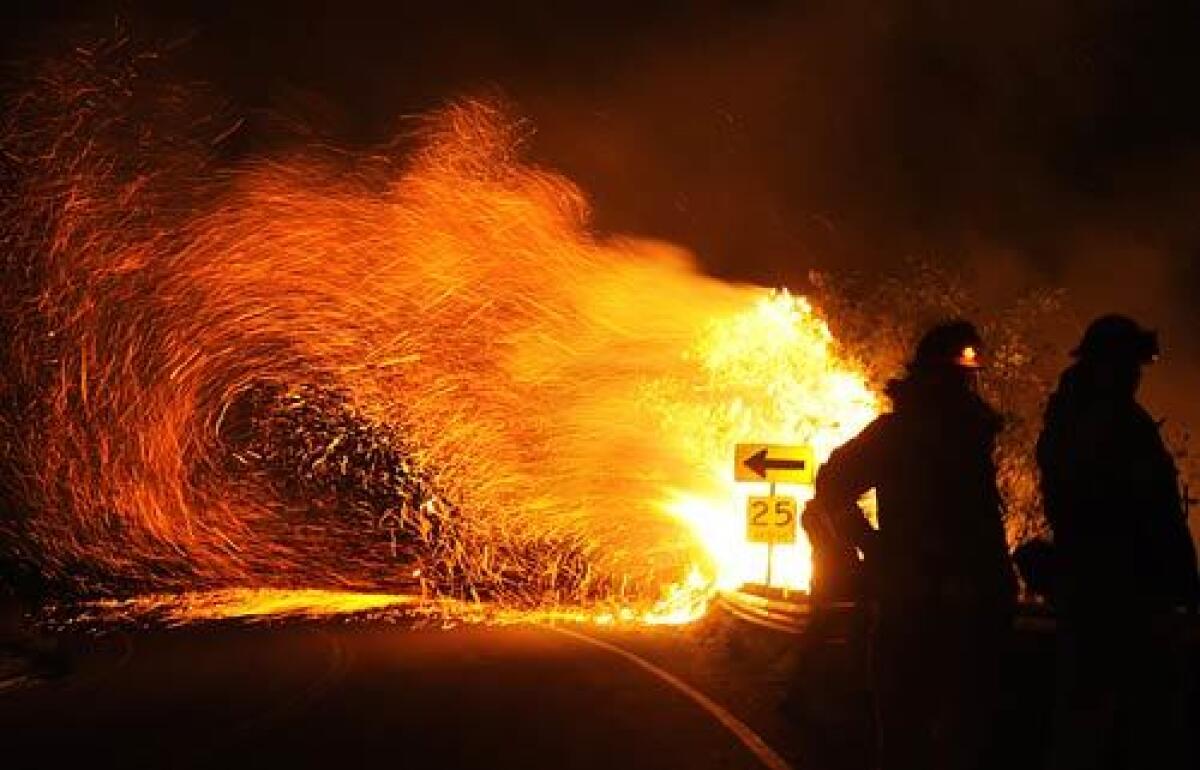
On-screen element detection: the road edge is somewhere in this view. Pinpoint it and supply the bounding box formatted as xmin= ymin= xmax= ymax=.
xmin=548 ymin=626 xmax=794 ymax=770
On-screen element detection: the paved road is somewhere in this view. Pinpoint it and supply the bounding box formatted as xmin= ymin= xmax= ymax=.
xmin=0 ymin=623 xmax=789 ymax=770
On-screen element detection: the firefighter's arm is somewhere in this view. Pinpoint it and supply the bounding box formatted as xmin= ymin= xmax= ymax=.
xmin=809 ymin=417 xmax=889 ymax=551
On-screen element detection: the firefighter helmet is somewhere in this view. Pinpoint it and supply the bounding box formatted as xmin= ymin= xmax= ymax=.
xmin=1071 ymin=314 xmax=1159 ymax=364
xmin=911 ymin=320 xmax=985 ymax=372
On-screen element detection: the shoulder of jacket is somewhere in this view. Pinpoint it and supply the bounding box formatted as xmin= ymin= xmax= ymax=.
xmin=863 ymin=412 xmax=896 ymax=435
xmin=850 ymin=413 xmax=898 ymax=451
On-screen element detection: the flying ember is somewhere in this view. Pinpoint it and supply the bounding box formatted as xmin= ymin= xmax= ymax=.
xmin=0 ymin=46 xmax=878 ymax=622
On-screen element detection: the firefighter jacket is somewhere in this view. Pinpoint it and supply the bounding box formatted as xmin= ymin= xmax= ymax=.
xmin=1037 ymin=363 xmax=1200 ymax=613
xmin=811 ymin=373 xmax=1017 ymax=605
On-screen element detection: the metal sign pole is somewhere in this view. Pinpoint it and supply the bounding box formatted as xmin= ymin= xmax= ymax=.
xmin=765 ymin=481 xmax=777 ymax=588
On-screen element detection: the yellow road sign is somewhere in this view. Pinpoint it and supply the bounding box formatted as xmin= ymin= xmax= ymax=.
xmin=746 ymin=495 xmax=799 ymax=544
xmin=734 ymin=443 xmax=815 ymax=484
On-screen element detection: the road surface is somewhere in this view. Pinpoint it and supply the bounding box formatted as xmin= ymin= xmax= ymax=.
xmin=0 ymin=622 xmax=794 ymax=770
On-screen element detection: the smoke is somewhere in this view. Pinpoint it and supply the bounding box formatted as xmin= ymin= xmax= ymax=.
xmin=518 ymin=0 xmax=1200 ymax=498
xmin=3 ymin=1 xmax=1198 ymax=587
xmin=9 ymin=3 xmax=1196 ymax=308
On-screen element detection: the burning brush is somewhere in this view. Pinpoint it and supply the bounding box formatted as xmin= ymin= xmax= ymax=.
xmin=0 ymin=36 xmax=880 ymax=622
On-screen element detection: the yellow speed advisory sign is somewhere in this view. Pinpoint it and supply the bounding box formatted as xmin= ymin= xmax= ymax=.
xmin=733 ymin=443 xmax=815 ymax=484
xmin=746 ymin=495 xmax=799 ymax=544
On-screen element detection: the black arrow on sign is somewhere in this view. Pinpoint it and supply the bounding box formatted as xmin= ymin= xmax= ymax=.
xmin=743 ymin=449 xmax=807 ymax=479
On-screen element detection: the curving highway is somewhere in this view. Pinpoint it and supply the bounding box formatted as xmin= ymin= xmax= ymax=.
xmin=0 ymin=622 xmax=794 ymax=770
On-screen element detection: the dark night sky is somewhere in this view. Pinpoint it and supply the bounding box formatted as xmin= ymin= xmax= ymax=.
xmin=4 ymin=2 xmax=1200 ymax=375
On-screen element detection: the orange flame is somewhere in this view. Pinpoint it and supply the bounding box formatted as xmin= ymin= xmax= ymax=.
xmin=3 ymin=62 xmax=879 ymax=624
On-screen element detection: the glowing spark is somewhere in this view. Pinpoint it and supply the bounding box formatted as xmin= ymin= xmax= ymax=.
xmin=2 ymin=46 xmax=880 ymax=624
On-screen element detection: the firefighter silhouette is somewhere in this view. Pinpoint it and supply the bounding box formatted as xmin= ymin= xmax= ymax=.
xmin=804 ymin=320 xmax=1016 ymax=770
xmin=1038 ymin=314 xmax=1198 ymax=770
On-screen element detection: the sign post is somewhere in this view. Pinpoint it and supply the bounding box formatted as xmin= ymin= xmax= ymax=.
xmin=736 ymin=443 xmax=812 ymax=588
xmin=767 ymin=480 xmax=778 ymax=586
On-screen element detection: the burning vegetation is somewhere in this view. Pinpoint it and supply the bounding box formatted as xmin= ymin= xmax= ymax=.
xmin=1 ymin=35 xmax=1115 ymax=625
xmin=0 ymin=37 xmax=882 ymax=622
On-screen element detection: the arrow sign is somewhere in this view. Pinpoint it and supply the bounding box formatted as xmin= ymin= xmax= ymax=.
xmin=734 ymin=443 xmax=816 ymax=484
xmin=744 ymin=449 xmax=806 ymax=478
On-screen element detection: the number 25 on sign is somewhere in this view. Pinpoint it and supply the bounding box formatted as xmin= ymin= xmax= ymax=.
xmin=746 ymin=495 xmax=798 ymax=544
